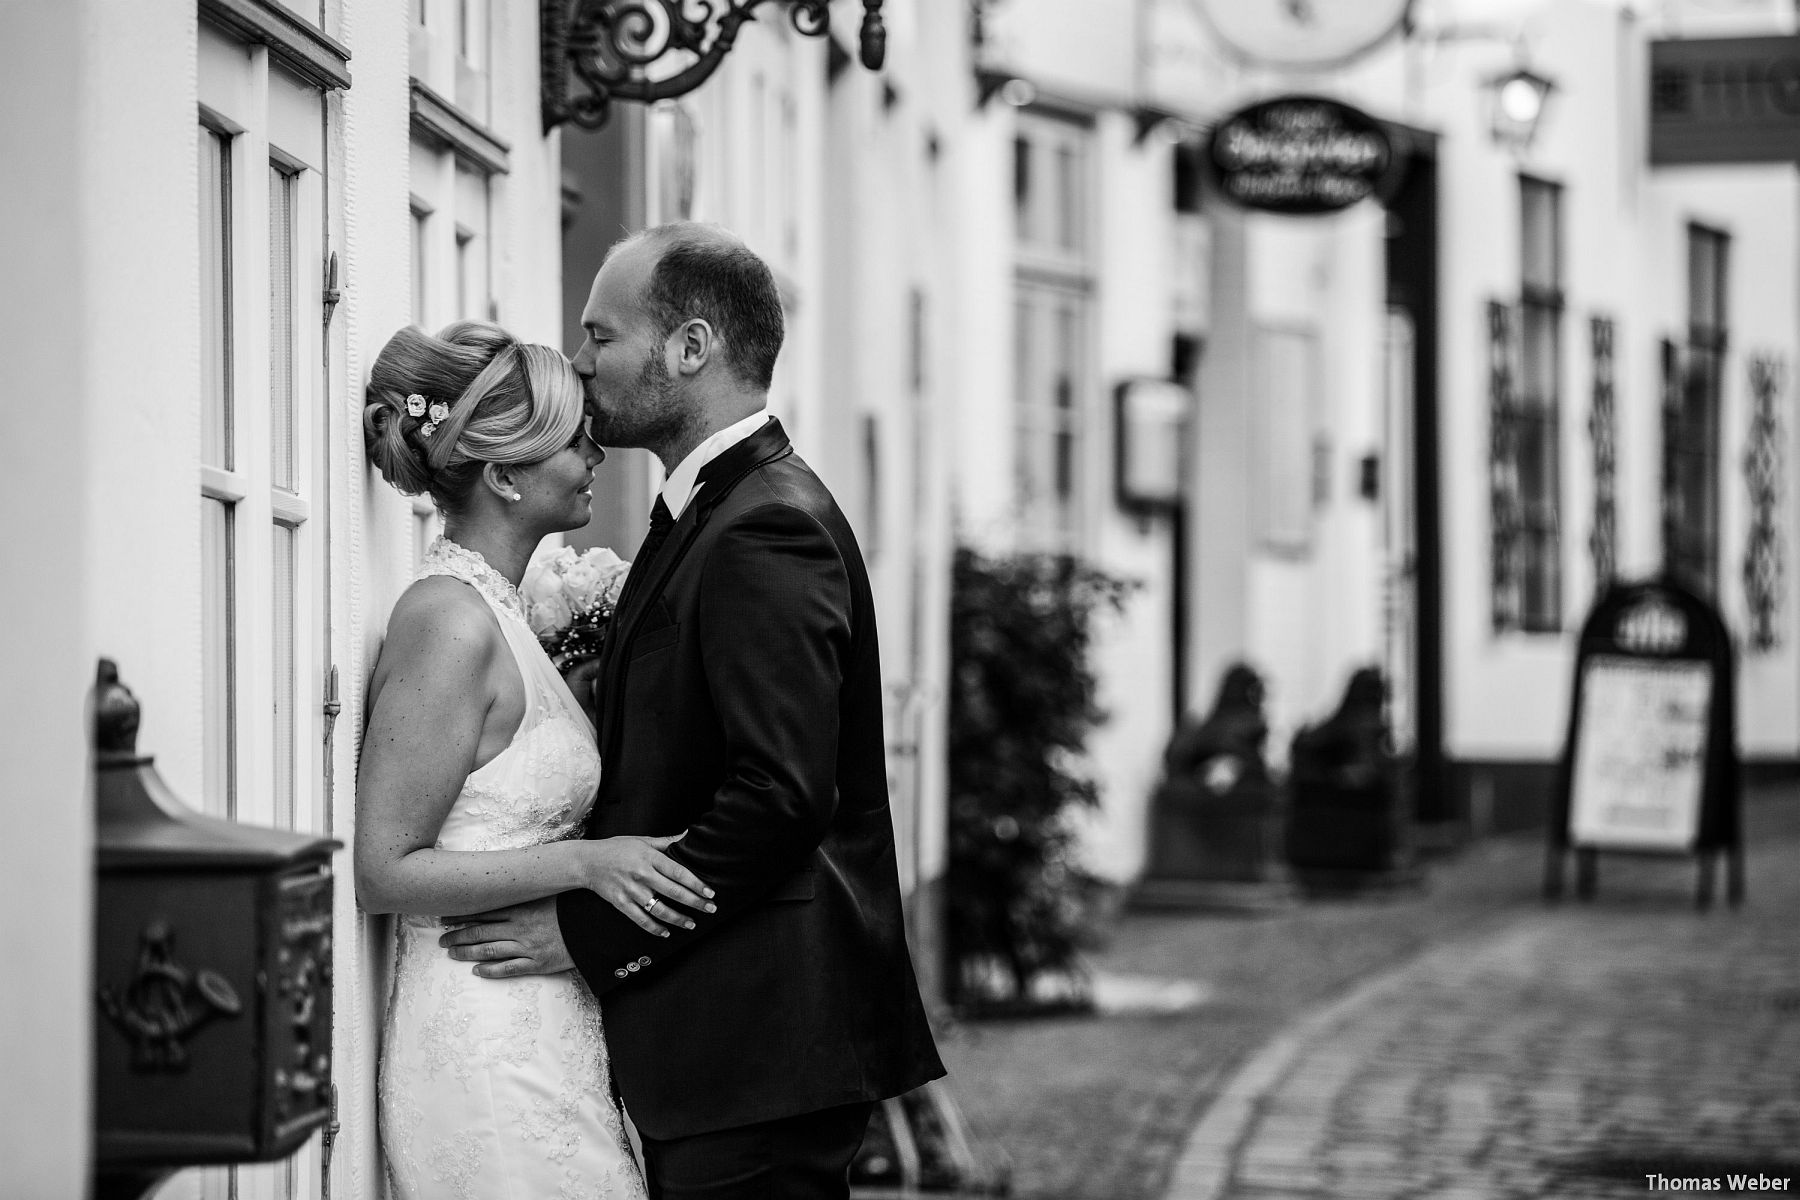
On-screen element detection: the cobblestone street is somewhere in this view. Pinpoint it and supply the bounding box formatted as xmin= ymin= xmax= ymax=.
xmin=940 ymin=787 xmax=1800 ymax=1200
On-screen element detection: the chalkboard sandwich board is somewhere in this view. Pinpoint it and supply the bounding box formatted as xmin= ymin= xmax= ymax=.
xmin=1547 ymin=577 xmax=1743 ymax=907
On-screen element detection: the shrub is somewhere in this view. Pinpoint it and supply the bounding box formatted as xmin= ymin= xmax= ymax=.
xmin=945 ymin=545 xmax=1136 ymax=1013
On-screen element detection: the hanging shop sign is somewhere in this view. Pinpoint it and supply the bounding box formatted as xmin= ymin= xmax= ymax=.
xmin=1194 ymin=0 xmax=1413 ymax=70
xmin=1208 ymin=95 xmax=1394 ymax=215
xmin=1649 ymin=35 xmax=1800 ymax=165
xmin=1546 ymin=578 xmax=1743 ymax=907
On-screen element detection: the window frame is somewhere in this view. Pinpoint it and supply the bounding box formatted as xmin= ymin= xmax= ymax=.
xmin=195 ymin=14 xmax=337 ymax=1198
xmin=1665 ymin=221 xmax=1729 ymax=595
xmin=1512 ymin=173 xmax=1565 ymax=633
xmin=1010 ymin=108 xmax=1097 ymax=553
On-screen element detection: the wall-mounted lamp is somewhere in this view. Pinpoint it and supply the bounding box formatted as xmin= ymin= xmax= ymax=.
xmin=1115 ymin=377 xmax=1194 ymax=514
xmin=1486 ymin=64 xmax=1556 ymax=151
xmin=976 ymin=67 xmax=1037 ymax=109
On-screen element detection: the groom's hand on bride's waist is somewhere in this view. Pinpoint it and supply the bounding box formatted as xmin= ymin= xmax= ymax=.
xmin=440 ymin=897 xmax=575 ymax=978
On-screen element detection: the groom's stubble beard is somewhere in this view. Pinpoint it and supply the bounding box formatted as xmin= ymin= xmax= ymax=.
xmin=585 ymin=342 xmax=695 ymax=454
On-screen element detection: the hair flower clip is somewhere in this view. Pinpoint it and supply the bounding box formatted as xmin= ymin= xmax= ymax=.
xmin=422 ymin=401 xmax=451 ymax=439
xmin=405 ymin=393 xmax=428 ymax=417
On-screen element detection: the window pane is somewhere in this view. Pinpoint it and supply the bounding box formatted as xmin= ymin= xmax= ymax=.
xmin=272 ymin=522 xmax=297 ymax=830
xmin=1013 ymin=295 xmax=1035 ymax=506
xmin=199 ymin=127 xmax=234 ymax=471
xmin=454 ymin=165 xmax=490 ymax=320
xmin=1013 ymin=136 xmax=1031 ymax=230
xmin=412 ymin=205 xmax=429 ymax=327
xmin=1670 ymin=228 xmax=1728 ymax=594
xmin=1521 ymin=304 xmax=1559 ymax=409
xmin=1055 ymin=142 xmax=1079 ymax=251
xmin=269 ymin=165 xmax=297 ymax=490
xmin=1053 ymin=301 xmax=1078 ymax=505
xmin=203 ymin=498 xmax=236 ymax=817
xmin=1524 ymin=529 xmax=1560 ymax=629
xmin=456 ymin=229 xmax=472 ymax=322
xmin=1521 ymin=178 xmax=1559 ymax=290
xmin=1689 ymin=228 xmax=1726 ymax=331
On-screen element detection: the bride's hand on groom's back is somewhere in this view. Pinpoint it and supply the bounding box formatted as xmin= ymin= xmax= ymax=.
xmin=581 ymin=833 xmax=716 ymax=936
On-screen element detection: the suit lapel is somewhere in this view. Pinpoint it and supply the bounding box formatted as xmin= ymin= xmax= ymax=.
xmin=597 ymin=418 xmax=794 ymax=767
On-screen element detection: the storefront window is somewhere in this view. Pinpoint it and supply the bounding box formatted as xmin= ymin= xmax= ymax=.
xmin=1013 ymin=111 xmax=1093 ymax=550
xmin=1665 ymin=224 xmax=1728 ymax=595
xmin=1510 ymin=175 xmax=1564 ymax=631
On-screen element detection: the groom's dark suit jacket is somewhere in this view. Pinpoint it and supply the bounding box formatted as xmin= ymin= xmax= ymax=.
xmin=557 ymin=418 xmax=944 ymax=1140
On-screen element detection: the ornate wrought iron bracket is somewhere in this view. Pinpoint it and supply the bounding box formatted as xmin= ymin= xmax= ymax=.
xmin=542 ymin=0 xmax=886 ymax=132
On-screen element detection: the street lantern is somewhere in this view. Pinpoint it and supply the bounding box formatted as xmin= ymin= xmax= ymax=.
xmin=1487 ymin=65 xmax=1556 ymax=151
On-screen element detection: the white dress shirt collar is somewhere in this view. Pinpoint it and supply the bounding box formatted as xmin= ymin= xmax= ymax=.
xmin=659 ymin=409 xmax=773 ymax=520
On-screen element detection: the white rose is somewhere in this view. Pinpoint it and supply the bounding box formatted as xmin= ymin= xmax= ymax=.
xmin=583 ymin=546 xmax=625 ymax=571
xmin=520 ymin=560 xmax=565 ymax=608
xmin=597 ymin=561 xmax=632 ymax=607
xmin=566 ymin=547 xmax=631 ymax=608
xmin=526 ymin=591 xmax=573 ymax=638
xmin=561 ymin=556 xmax=607 ymax=607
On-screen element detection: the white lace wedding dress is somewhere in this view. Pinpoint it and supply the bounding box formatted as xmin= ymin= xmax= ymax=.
xmin=378 ymin=537 xmax=647 ymax=1200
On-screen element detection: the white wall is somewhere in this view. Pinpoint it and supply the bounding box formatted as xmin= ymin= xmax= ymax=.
xmin=1428 ymin=0 xmax=1800 ymax=764
xmin=335 ymin=2 xmax=571 ymax=1193
xmin=1083 ymin=111 xmax=1181 ymax=881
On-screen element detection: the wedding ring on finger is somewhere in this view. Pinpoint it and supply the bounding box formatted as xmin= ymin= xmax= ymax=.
xmin=641 ymin=897 xmax=658 ymax=911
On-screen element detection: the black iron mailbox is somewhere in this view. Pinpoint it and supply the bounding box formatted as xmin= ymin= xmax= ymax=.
xmin=92 ymin=659 xmax=341 ymax=1195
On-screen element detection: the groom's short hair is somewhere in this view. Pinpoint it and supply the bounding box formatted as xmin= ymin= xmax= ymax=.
xmin=620 ymin=222 xmax=784 ymax=392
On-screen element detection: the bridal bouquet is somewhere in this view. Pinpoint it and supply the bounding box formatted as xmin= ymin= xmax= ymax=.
xmin=521 ymin=545 xmax=633 ymax=668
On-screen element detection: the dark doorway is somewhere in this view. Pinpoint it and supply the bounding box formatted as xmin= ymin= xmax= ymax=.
xmin=1382 ymin=132 xmax=1448 ymax=825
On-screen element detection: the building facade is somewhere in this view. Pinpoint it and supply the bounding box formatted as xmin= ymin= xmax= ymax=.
xmin=964 ymin=0 xmax=1800 ymax=885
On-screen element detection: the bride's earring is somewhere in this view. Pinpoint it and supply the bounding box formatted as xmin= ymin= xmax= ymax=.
xmin=511 ymin=492 xmax=522 ymax=502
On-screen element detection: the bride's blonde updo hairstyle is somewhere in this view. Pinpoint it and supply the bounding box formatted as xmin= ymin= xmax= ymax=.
xmin=363 ymin=320 xmax=585 ymax=513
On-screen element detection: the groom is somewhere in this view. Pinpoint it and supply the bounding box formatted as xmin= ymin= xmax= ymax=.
xmin=442 ymin=222 xmax=944 ymax=1197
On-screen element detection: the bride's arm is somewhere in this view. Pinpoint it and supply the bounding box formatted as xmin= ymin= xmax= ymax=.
xmin=355 ymin=583 xmax=710 ymax=927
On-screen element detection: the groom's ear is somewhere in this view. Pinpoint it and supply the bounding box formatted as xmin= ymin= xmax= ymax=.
xmin=673 ymin=317 xmax=714 ymax=378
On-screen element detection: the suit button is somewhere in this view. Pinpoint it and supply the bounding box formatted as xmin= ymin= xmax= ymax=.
xmin=613 ymin=968 xmax=629 ymax=979
xmin=636 ymin=956 xmax=652 ymax=967
xmin=626 ymin=961 xmax=641 ymax=972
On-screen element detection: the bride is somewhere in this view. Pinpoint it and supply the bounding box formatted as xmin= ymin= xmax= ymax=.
xmin=357 ymin=320 xmax=711 ymax=1199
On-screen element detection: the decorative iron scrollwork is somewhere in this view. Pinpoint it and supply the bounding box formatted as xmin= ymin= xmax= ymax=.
xmin=99 ymin=919 xmax=243 ymax=1072
xmin=1488 ymin=299 xmax=1525 ymax=632
xmin=542 ymin=0 xmax=887 ymax=132
xmin=1743 ymin=354 xmax=1785 ymax=651
xmin=1588 ymin=315 xmax=1618 ymax=587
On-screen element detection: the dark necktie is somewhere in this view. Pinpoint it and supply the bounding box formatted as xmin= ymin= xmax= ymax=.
xmin=616 ymin=496 xmax=674 ymax=616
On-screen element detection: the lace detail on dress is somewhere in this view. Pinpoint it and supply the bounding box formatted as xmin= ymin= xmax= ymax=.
xmin=419 ymin=535 xmax=530 ymax=624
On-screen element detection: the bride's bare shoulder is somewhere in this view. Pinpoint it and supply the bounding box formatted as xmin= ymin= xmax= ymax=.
xmin=383 ymin=576 xmax=501 ymax=660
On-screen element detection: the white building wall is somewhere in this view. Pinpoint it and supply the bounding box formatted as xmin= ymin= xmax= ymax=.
xmin=1084 ymin=112 xmax=1180 ymax=881
xmin=1427 ymin=0 xmax=1800 ymax=771
xmin=0 ymin=0 xmax=198 ymax=1187
xmin=336 ymin=0 xmax=414 ymax=1193
xmin=1646 ymin=167 xmax=1800 ymax=757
